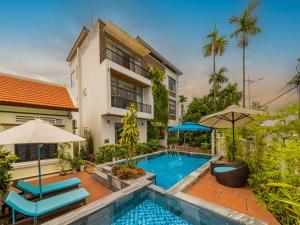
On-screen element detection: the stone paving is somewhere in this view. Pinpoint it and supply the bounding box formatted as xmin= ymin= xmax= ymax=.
xmin=186 ymin=172 xmax=280 ymax=225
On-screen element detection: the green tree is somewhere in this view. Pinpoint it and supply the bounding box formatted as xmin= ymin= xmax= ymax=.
xmin=219 ymin=82 xmax=243 ymax=108
xmin=203 ymin=26 xmax=228 ymax=111
xmin=209 ymin=67 xmax=229 ymax=106
xmin=0 ymin=148 xmax=18 ymax=197
xmin=229 ymin=0 xmax=261 ymax=107
xmin=119 ymin=104 xmax=139 ymax=165
xmin=178 ymin=95 xmax=187 ymax=123
xmin=251 ymin=101 xmax=268 ymax=111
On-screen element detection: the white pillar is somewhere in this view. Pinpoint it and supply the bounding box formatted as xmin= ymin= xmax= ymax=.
xmin=211 ymin=129 xmax=215 ymax=156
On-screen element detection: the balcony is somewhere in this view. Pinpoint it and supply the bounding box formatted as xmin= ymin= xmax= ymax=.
xmin=100 ymin=48 xmax=150 ymax=80
xmin=111 ymin=96 xmax=151 ymax=114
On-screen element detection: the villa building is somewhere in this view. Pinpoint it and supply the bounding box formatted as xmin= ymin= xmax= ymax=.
xmin=67 ymin=19 xmax=182 ymax=150
xmin=0 ymin=73 xmax=77 ymax=179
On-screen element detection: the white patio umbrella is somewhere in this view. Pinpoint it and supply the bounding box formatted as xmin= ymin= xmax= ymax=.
xmin=0 ymin=119 xmax=85 ymax=198
xmin=199 ymin=105 xmax=262 ymax=161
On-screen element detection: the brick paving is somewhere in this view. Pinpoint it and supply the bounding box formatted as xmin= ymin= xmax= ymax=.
xmin=30 ymin=171 xmax=111 ymax=204
xmin=186 ymin=172 xmax=280 ymax=225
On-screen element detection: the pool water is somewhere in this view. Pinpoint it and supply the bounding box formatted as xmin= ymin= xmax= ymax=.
xmin=112 ymin=199 xmax=191 ymax=225
xmin=137 ymin=152 xmax=211 ymax=189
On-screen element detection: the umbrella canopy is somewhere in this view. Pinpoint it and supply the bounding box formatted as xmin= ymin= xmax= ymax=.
xmin=0 ymin=119 xmax=85 ymax=145
xmin=198 ymin=105 xmax=261 ymax=128
xmin=0 ymin=119 xmax=85 ymax=197
xmin=168 ymin=122 xmax=211 ymax=132
xmin=199 ymin=105 xmax=262 ymax=161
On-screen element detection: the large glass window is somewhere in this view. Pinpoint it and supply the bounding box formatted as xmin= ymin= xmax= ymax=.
xmin=168 ymin=77 xmax=176 ymax=93
xmin=169 ymin=99 xmax=176 ymax=115
xmin=15 ymin=144 xmax=58 ymax=162
xmin=111 ymin=76 xmax=143 ymax=104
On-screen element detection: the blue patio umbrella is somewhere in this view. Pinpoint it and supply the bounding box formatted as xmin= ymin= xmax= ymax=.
xmin=168 ymin=122 xmax=211 ymax=144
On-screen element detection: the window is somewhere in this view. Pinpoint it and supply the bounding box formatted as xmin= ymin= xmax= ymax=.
xmin=55 ymin=119 xmax=63 ymax=126
xmin=15 ymin=144 xmax=58 ymax=162
xmin=168 ymin=77 xmax=176 ymax=93
xmin=169 ymin=99 xmax=176 ymax=115
xmin=111 ymin=75 xmax=143 ymax=104
xmin=71 ymin=71 xmax=75 ymax=88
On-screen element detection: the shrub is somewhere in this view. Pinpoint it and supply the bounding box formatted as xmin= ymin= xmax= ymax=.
xmin=168 ymin=137 xmax=180 ymax=145
xmin=112 ymin=164 xmax=145 ymax=180
xmin=0 ymin=149 xmax=18 ymax=198
xmin=84 ymin=130 xmax=94 ymax=155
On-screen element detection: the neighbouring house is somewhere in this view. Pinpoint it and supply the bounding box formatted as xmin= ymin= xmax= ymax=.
xmin=67 ymin=19 xmax=182 ymax=151
xmin=0 ymin=73 xmax=77 ymax=180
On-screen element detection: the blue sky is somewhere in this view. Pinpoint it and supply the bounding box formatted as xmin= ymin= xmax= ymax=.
xmin=0 ymin=0 xmax=299 ymax=109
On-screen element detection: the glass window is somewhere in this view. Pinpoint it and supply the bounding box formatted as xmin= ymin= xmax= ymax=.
xmin=15 ymin=144 xmax=57 ymax=162
xmin=169 ymin=99 xmax=176 ymax=115
xmin=168 ymin=77 xmax=176 ymax=92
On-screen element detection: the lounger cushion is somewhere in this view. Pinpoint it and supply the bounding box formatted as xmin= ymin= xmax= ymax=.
xmin=5 ymin=192 xmax=37 ymax=216
xmin=16 ymin=178 xmax=81 ymax=196
xmin=214 ymin=166 xmax=237 ymax=173
xmin=36 ymin=188 xmax=89 ymax=215
xmin=5 ymin=188 xmax=89 ymax=217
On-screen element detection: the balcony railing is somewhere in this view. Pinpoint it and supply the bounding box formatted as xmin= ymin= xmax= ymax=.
xmin=100 ymin=48 xmax=151 ymax=79
xmin=111 ymin=96 xmax=151 ymax=114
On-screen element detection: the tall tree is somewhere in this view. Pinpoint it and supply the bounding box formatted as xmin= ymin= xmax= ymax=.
xmin=209 ymin=67 xmax=229 ymax=104
xmin=119 ymin=104 xmax=139 ymax=165
xmin=178 ymin=95 xmax=187 ymax=123
xmin=229 ymin=0 xmax=261 ymax=108
xmin=203 ymin=26 xmax=228 ymax=112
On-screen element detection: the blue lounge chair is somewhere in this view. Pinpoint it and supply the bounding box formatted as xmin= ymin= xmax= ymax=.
xmin=3 ymin=188 xmax=89 ymax=224
xmin=12 ymin=178 xmax=81 ymax=197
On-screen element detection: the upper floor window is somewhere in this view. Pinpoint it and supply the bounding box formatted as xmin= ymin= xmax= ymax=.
xmin=168 ymin=77 xmax=176 ymax=93
xmin=15 ymin=144 xmax=58 ymax=162
xmin=71 ymin=70 xmax=75 ymax=88
xmin=169 ymin=99 xmax=176 ymax=115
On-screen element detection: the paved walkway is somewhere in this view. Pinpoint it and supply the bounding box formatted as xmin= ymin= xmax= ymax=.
xmin=30 ymin=171 xmax=111 ymax=204
xmin=186 ymin=172 xmax=280 ymax=225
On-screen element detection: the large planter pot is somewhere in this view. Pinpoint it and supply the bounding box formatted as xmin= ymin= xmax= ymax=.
xmin=80 ymin=165 xmax=85 ymax=172
xmin=72 ymin=168 xmax=78 ymax=174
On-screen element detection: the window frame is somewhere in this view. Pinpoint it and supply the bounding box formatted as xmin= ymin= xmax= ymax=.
xmin=15 ymin=144 xmax=58 ymax=162
xmin=168 ymin=99 xmax=177 ymax=116
xmin=168 ymin=77 xmax=176 ymax=93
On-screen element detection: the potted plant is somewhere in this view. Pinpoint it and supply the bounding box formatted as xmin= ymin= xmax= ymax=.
xmin=79 ymin=159 xmax=86 ymax=172
xmin=70 ymin=157 xmax=80 ymax=173
xmin=57 ymin=144 xmax=71 ymax=176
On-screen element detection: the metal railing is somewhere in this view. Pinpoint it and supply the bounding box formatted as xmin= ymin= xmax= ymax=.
xmin=111 ymin=96 xmax=151 ymax=114
xmin=100 ymin=48 xmax=150 ymax=79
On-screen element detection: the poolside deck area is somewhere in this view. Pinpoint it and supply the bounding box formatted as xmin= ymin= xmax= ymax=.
xmin=186 ymin=172 xmax=280 ymax=225
xmin=29 ymin=171 xmax=111 ymax=204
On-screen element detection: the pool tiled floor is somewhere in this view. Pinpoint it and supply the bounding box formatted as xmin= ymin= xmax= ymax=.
xmin=186 ymin=172 xmax=280 ymax=225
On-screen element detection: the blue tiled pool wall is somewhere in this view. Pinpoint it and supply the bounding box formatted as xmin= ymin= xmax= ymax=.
xmin=71 ymin=187 xmax=241 ymax=225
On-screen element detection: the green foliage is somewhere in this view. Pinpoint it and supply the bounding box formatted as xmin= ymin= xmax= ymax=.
xmin=179 ymin=95 xmax=188 ymax=122
xmin=95 ymin=140 xmax=160 ymax=164
xmin=150 ymin=67 xmax=169 ymax=127
xmin=119 ymin=104 xmax=139 ymax=165
xmin=84 ymin=129 xmax=94 ymax=155
xmin=167 ymin=137 xmax=180 ymax=145
xmin=203 ymin=25 xmax=228 ymax=58
xmin=183 ymin=82 xmax=242 ymax=122
xmin=95 ymin=144 xmax=126 ymax=164
xmin=226 ymin=105 xmax=300 ymax=224
xmin=0 ymin=148 xmax=18 ymax=198
xmin=57 ymin=144 xmax=71 ymax=173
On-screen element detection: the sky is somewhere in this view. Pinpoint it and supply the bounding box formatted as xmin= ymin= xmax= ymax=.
xmin=0 ymin=0 xmax=299 ymax=111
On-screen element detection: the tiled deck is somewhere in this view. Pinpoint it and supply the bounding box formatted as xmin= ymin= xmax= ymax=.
xmin=29 ymin=171 xmax=111 ymax=204
xmin=186 ymin=172 xmax=280 ymax=225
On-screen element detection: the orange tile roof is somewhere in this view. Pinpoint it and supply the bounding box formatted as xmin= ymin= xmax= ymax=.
xmin=0 ymin=73 xmax=77 ymax=111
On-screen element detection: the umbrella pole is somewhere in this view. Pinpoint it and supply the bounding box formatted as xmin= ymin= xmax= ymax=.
xmin=232 ymin=121 xmax=235 ymax=162
xmin=38 ymin=144 xmax=42 ymax=198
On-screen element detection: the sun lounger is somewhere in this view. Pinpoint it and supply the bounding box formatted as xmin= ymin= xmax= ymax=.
xmin=3 ymin=188 xmax=89 ymax=224
xmin=12 ymin=178 xmax=81 ymax=197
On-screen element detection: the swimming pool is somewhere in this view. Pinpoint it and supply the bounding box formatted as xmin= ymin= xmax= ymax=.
xmin=136 ymin=152 xmax=211 ymax=189
xmin=70 ymin=187 xmax=243 ymax=225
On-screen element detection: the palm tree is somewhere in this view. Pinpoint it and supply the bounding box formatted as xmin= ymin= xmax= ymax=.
xmin=229 ymin=0 xmax=261 ymax=108
xmin=203 ymin=26 xmax=228 ymax=112
xmin=178 ymin=95 xmax=187 ymax=123
xmin=209 ymin=67 xmax=229 ymax=110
